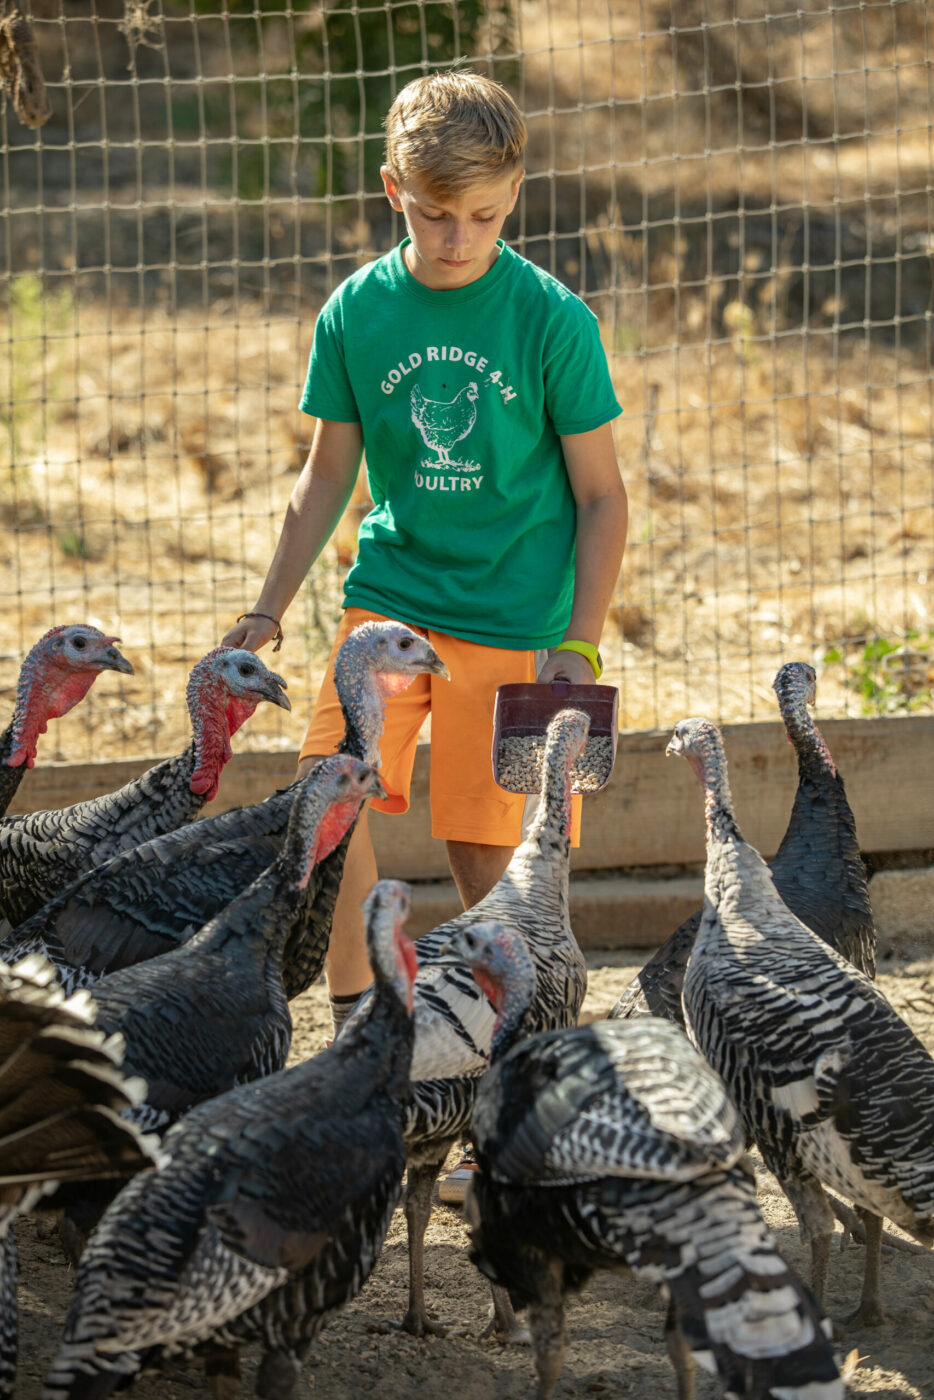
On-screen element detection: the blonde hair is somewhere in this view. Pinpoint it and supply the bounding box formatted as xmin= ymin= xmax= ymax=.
xmin=383 ymin=71 xmax=526 ymax=196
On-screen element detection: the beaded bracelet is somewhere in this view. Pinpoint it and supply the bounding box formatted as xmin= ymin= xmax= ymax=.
xmin=237 ymin=612 xmax=284 ymax=652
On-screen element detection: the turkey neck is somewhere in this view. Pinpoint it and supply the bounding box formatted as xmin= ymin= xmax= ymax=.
xmin=489 ymin=982 xmax=535 ymax=1064
xmin=693 ymin=742 xmax=761 ymax=941
xmin=692 ymin=738 xmax=813 ymax=961
xmin=526 ymin=726 xmax=579 ymax=853
xmin=500 ymin=718 xmax=581 ymax=916
xmin=280 ymin=657 xmax=387 ymax=996
xmin=330 ymin=973 xmax=415 ymax=1108
xmin=769 ymin=685 xmax=874 ymax=975
xmin=1 ymin=662 xmax=101 ymax=817
xmin=771 ymin=702 xmax=860 ymax=870
xmin=335 ymin=654 xmax=388 ymax=765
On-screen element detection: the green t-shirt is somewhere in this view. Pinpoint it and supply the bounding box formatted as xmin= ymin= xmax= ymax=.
xmin=300 ymin=240 xmax=621 ymax=649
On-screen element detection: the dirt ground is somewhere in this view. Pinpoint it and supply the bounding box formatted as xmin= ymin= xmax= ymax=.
xmin=13 ymin=947 xmax=934 ymax=1400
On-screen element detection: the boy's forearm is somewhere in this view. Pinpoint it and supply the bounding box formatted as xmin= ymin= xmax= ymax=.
xmin=253 ymin=468 xmax=356 ymax=621
xmin=564 ymin=489 xmax=628 ymax=645
xmin=224 ymin=418 xmax=363 ymax=651
xmin=537 ymin=423 xmax=627 ymax=685
xmin=537 ymin=488 xmax=627 ymax=687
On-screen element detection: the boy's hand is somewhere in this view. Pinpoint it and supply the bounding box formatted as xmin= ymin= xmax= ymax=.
xmin=536 ymin=649 xmax=597 ymax=686
xmin=220 ymin=613 xmax=281 ymax=653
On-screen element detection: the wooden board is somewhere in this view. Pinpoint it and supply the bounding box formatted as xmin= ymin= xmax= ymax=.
xmin=6 ymin=715 xmax=932 ymax=878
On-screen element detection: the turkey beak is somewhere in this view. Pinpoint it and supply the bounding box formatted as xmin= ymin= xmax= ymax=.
xmin=665 ymin=736 xmax=681 ymax=759
xmin=101 ymin=640 xmax=134 ymax=675
xmin=425 ymin=648 xmax=451 ymax=681
xmin=264 ymin=673 xmax=291 ymax=711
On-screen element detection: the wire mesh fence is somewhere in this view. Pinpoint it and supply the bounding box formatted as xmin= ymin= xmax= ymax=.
xmin=0 ymin=0 xmax=931 ymax=764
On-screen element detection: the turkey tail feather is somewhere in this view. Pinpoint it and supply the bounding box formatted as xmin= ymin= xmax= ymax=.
xmin=633 ymin=1170 xmax=842 ymax=1400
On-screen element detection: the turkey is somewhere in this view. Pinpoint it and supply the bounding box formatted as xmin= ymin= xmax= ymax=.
xmin=54 ymin=755 xmax=384 ymax=1261
xmin=339 ymin=706 xmax=589 ymax=1337
xmin=0 ymin=625 xmax=133 ymax=818
xmin=0 ymin=647 xmax=290 ymax=929
xmin=670 ymin=715 xmax=934 ymax=1327
xmin=451 ymin=922 xmax=843 ymax=1400
xmin=0 ymin=953 xmax=160 ymax=1400
xmin=1 ymin=621 xmax=447 ymax=998
xmin=75 ymin=755 xmax=384 ymax=1134
xmin=280 ymin=619 xmax=447 ymax=999
xmin=610 ymin=660 xmax=875 ymax=1026
xmin=42 ymin=878 xmax=418 ymax=1400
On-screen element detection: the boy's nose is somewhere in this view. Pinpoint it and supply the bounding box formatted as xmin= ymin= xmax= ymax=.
xmin=445 ymin=222 xmax=470 ymax=252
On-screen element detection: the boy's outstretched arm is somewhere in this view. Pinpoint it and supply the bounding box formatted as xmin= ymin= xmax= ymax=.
xmin=537 ymin=421 xmax=628 ymax=686
xmin=222 ymin=418 xmax=364 ymax=652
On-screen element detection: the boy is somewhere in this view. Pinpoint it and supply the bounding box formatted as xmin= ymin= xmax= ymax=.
xmin=224 ymin=71 xmax=627 ymax=1038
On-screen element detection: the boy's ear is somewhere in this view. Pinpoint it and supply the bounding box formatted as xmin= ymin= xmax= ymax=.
xmin=381 ymin=166 xmax=404 ymax=211
xmin=507 ymin=171 xmax=523 ymax=214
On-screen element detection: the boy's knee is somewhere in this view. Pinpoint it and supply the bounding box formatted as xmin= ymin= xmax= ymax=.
xmin=446 ymin=839 xmax=514 ymax=910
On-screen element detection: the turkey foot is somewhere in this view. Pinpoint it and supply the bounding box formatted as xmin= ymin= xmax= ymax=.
xmin=479 ymin=1285 xmax=531 ymax=1346
xmin=390 ymin=1307 xmax=452 ymax=1338
xmin=844 ymin=1210 xmax=886 ymax=1328
xmin=828 ymin=1191 xmax=926 ymax=1255
xmin=393 ymin=1161 xmax=452 ymax=1336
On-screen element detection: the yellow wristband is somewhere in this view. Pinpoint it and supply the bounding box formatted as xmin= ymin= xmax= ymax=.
xmin=552 ymin=640 xmax=603 ymax=680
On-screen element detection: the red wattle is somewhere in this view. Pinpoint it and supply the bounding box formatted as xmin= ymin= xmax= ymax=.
xmin=225 ymin=696 xmax=260 ymax=737
xmin=474 ymin=969 xmax=503 ymax=1012
xmin=189 ymin=769 xmax=219 ymax=800
xmin=379 ymin=672 xmax=419 ymax=698
xmin=45 ymin=671 xmax=99 ymax=721
xmin=395 ymin=931 xmax=419 ymax=1010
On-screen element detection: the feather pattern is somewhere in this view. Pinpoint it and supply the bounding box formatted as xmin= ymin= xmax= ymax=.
xmin=41 ymin=881 xmax=417 ymax=1400
xmin=611 ymin=662 xmax=875 ymax=1027
xmin=0 ymin=953 xmax=159 ymax=1400
xmin=0 ymin=649 xmax=289 ymax=930
xmin=85 ymin=757 xmax=383 ymax=1134
xmin=671 ymin=716 xmax=934 ymax=1322
xmin=0 ymin=623 xmax=447 ymax=999
xmin=338 ymin=707 xmax=589 ymax=1336
xmin=453 ymin=925 xmax=843 ymax=1400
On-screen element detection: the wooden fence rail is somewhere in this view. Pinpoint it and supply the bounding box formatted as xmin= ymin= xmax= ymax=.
xmin=8 ymin=716 xmax=932 ymax=946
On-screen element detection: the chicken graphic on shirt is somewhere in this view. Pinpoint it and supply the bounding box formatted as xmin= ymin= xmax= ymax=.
xmin=410 ymin=381 xmax=479 ymax=466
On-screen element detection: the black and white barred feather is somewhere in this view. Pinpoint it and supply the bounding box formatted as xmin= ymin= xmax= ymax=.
xmin=343 ymin=704 xmax=590 ymax=1110
xmin=337 ymin=707 xmax=590 ymax=1336
xmin=611 ymin=662 xmax=875 ymax=1026
xmin=671 ymin=716 xmax=934 ymax=1319
xmin=452 ymin=924 xmax=843 ymax=1400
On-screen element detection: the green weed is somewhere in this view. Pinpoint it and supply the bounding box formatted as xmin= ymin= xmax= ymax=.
xmin=56 ymin=528 xmax=95 ymax=561
xmin=0 ymin=274 xmax=75 ymax=481
xmin=824 ymin=629 xmax=933 ymax=714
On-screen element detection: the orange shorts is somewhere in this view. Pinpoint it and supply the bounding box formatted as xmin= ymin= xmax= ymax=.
xmin=300 ymin=607 xmax=582 ymax=847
